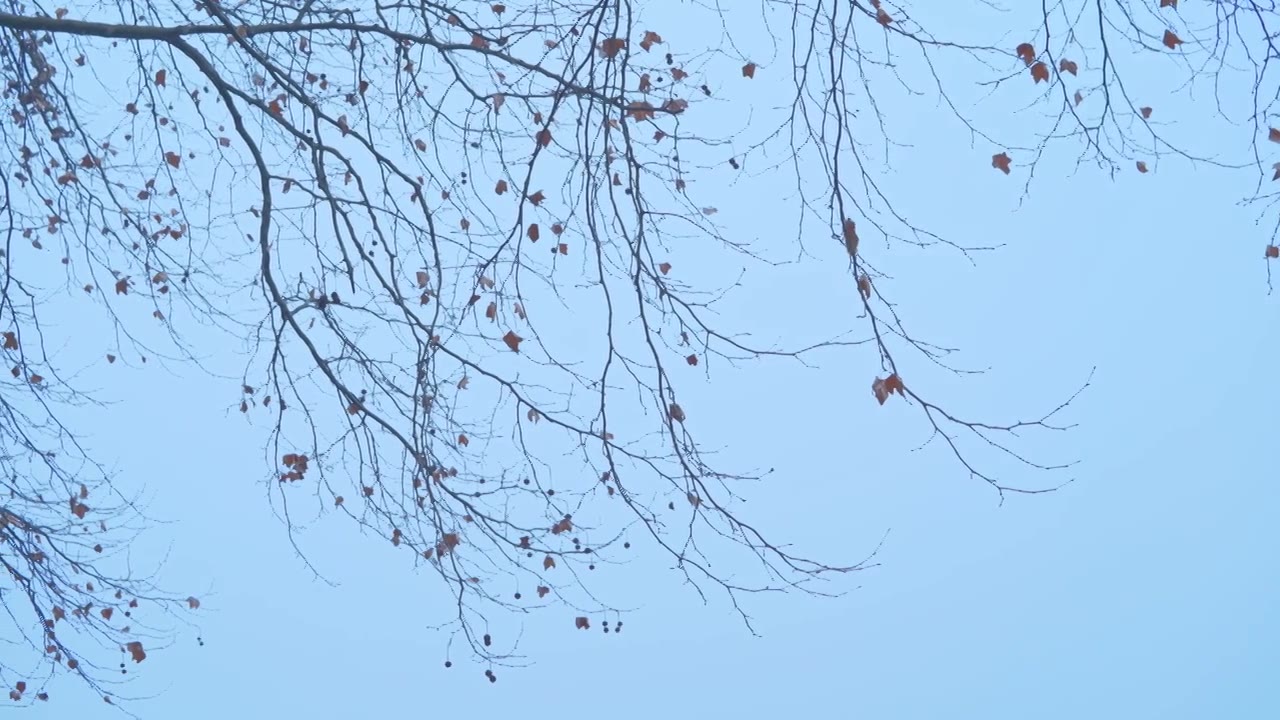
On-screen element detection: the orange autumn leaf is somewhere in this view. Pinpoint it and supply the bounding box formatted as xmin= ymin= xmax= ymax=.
xmin=626 ymin=101 xmax=656 ymax=122
xmin=686 ymin=354 xmax=698 ymax=366
xmin=1 ymin=332 xmax=16 ymax=350
xmin=1015 ymin=42 xmax=1036 ymax=66
xmin=471 ymin=34 xmax=490 ymax=49
xmin=1136 ymin=161 xmax=1149 ymax=173
xmin=126 ymin=641 xmax=146 ymax=663
xmin=457 ymin=434 xmax=469 ymax=447
xmin=639 ymin=31 xmax=662 ymax=51
xmin=164 ymin=151 xmax=180 ymax=169
xmin=186 ymin=596 xmax=200 ymax=609
xmin=543 ymin=555 xmax=556 ymax=570
xmin=876 ymin=7 xmax=893 ymax=25
xmin=1269 ymin=127 xmax=1280 ymax=143
xmin=1160 ymin=0 xmax=1177 ymax=7
xmin=1266 ymin=245 xmax=1280 ymax=258
xmin=485 ymin=302 xmax=497 ymax=321
xmin=992 ymin=152 xmax=1012 ymax=174
xmin=843 ymin=218 xmax=859 ymax=257
xmin=101 ymin=607 xmax=113 ymax=620
xmin=742 ymin=62 xmax=756 ymax=78
xmin=1030 ymin=62 xmax=1050 ymax=83
xmin=502 ymin=330 xmax=523 ymax=352
xmin=659 ymin=262 xmax=672 ymax=275
xmin=601 ymin=37 xmax=627 ymax=58
xmin=537 ymin=585 xmax=550 ymax=598
xmin=528 ymin=190 xmax=546 ymax=205
xmin=155 ymin=69 xmax=167 ymax=86
xmin=28 ymin=374 xmax=43 ymax=385
xmin=872 ymin=373 xmax=905 ymax=405
xmin=1162 ymin=30 xmax=1182 ymax=49
xmin=1059 ymin=58 xmax=1078 ymax=75
xmin=536 ymin=128 xmax=552 ymax=148
xmin=1141 ymin=106 xmax=1153 ymax=119
xmin=114 ymin=277 xmax=130 ymax=294
xmin=575 ymin=616 xmax=590 ymax=630
xmin=557 ymin=243 xmax=568 ymax=255
xmin=415 ymin=270 xmax=429 ymax=288
xmin=668 ymin=402 xmax=686 ymax=423
xmin=495 ymin=179 xmax=508 ymax=195
xmin=528 ymin=223 xmax=540 ymax=242
xmin=857 ymin=274 xmax=872 ymax=299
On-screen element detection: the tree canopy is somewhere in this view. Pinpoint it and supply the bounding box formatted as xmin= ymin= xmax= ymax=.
xmin=0 ymin=0 xmax=1272 ymax=705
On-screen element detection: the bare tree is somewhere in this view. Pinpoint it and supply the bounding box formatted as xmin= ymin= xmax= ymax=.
xmin=2 ymin=0 xmax=1266 ymax=700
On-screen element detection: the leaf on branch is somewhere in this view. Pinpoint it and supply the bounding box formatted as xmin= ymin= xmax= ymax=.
xmin=843 ymin=218 xmax=859 ymax=257
xmin=659 ymin=262 xmax=672 ymax=275
xmin=872 ymin=374 xmax=905 ymax=405
xmin=187 ymin=597 xmax=200 ymax=609
xmin=502 ymin=331 xmax=523 ymax=352
xmin=155 ymin=69 xmax=166 ymax=87
xmin=1162 ymin=30 xmax=1183 ymax=49
xmin=626 ymin=101 xmax=656 ymax=122
xmin=486 ymin=302 xmax=498 ymax=321
xmin=164 ymin=151 xmax=180 ymax=169
xmin=537 ymin=586 xmax=550 ymax=598
xmin=1 ymin=332 xmax=16 ymax=350
xmin=1267 ymin=245 xmax=1280 ymax=258
xmin=1030 ymin=62 xmax=1050 ymax=83
xmin=992 ymin=152 xmax=1012 ymax=174
xmin=857 ymin=274 xmax=872 ymax=299
xmin=876 ymin=8 xmax=893 ymax=25
xmin=575 ymin=616 xmax=590 ymax=629
xmin=551 ymin=518 xmax=572 ymax=534
xmin=742 ymin=62 xmax=756 ymax=78
xmin=639 ymin=31 xmax=663 ymax=51
xmin=492 ymin=93 xmax=505 ymax=113
xmin=528 ymin=190 xmax=546 ymax=205
xmin=1270 ymin=128 xmax=1280 ymax=143
xmin=543 ymin=555 xmax=556 ymax=570
xmin=528 ymin=223 xmax=540 ymax=242
xmin=1059 ymin=59 xmax=1078 ymax=75
xmin=1015 ymin=43 xmax=1036 ymax=66
xmin=1074 ymin=91 xmax=1084 ymax=106
xmin=536 ymin=128 xmax=552 ymax=148
xmin=114 ymin=277 xmax=130 ymax=295
xmin=1136 ymin=161 xmax=1149 ymax=173
xmin=1141 ymin=106 xmax=1153 ymax=119
xmin=669 ymin=403 xmax=686 ymax=423
xmin=126 ymin=641 xmax=146 ymax=663
xmin=471 ymin=34 xmax=491 ymax=49
xmin=1160 ymin=0 xmax=1177 ymax=8
xmin=495 ymin=179 xmax=508 ymax=195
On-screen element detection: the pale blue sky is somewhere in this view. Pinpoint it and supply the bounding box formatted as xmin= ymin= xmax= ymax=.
xmin=19 ymin=1 xmax=1280 ymax=717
